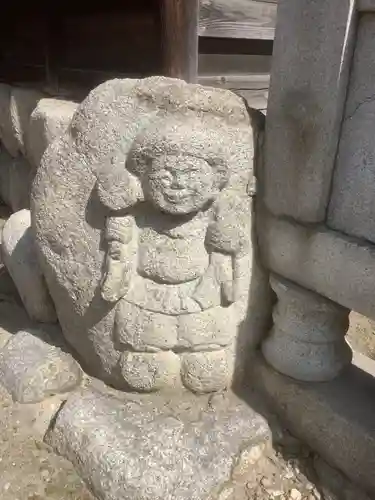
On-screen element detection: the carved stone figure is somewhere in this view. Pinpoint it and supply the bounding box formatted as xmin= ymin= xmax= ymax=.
xmin=31 ymin=77 xmax=254 ymax=393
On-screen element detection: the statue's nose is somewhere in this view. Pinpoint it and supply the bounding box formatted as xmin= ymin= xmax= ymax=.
xmin=170 ymin=177 xmax=184 ymax=189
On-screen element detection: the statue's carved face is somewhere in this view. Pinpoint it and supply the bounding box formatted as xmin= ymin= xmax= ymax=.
xmin=145 ymin=154 xmax=215 ymax=214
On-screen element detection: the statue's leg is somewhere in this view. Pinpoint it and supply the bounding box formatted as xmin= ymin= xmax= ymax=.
xmin=177 ymin=306 xmax=234 ymax=352
xmin=115 ymin=301 xmax=180 ymax=392
xmin=177 ymin=307 xmax=234 ymax=393
xmin=262 ymin=275 xmax=352 ymax=382
xmin=115 ymin=300 xmax=177 ymax=352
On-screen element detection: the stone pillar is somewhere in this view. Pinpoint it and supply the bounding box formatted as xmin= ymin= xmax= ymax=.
xmin=262 ymin=275 xmax=352 ymax=382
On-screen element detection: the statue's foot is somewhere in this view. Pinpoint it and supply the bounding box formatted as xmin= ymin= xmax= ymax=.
xmin=180 ymin=350 xmax=230 ymax=393
xmin=119 ymin=351 xmax=181 ymax=392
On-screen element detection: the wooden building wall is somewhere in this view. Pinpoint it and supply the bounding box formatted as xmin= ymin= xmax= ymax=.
xmin=0 ymin=1 xmax=276 ymax=108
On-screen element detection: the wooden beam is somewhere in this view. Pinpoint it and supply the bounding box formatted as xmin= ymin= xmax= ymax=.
xmin=199 ymin=0 xmax=277 ymax=40
xmin=45 ymin=10 xmax=63 ymax=93
xmin=161 ymin=0 xmax=199 ymax=83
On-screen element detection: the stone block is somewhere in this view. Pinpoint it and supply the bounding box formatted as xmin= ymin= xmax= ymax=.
xmin=0 ymin=329 xmax=82 ymax=403
xmin=46 ymin=388 xmax=270 ymax=500
xmin=31 ymin=76 xmax=256 ymax=392
xmin=0 ymin=86 xmax=43 ymax=158
xmin=328 ymin=14 xmax=375 ymax=243
xmin=0 ymin=83 xmax=18 ymax=156
xmin=10 ymin=87 xmax=43 ymax=157
xmin=2 ymin=209 xmax=56 ymax=322
xmin=253 ymin=352 xmax=375 ymax=496
xmin=259 ymin=211 xmax=375 ymax=321
xmin=28 ymin=98 xmax=77 ymax=169
xmin=263 ymin=0 xmax=356 ymax=222
xmin=0 ymin=148 xmax=33 ymax=211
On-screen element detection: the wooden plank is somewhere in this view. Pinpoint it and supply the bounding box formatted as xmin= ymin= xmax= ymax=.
xmin=199 ymin=73 xmax=269 ymax=90
xmin=199 ymin=0 xmax=277 ymax=40
xmin=199 ymin=53 xmax=271 ymax=75
xmin=161 ymin=0 xmax=199 ymax=83
xmin=198 ymin=54 xmax=270 ymax=112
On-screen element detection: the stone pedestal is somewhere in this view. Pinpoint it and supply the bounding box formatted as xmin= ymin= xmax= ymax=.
xmin=46 ymin=388 xmax=270 ymax=500
xmin=262 ymin=275 xmax=352 ymax=382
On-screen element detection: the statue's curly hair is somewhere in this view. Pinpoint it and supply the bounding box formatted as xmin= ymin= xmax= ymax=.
xmin=126 ymin=117 xmax=230 ymax=190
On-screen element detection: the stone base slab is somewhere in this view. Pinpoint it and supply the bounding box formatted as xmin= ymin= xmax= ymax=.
xmin=252 ymin=352 xmax=375 ymax=495
xmin=46 ymin=388 xmax=270 ymax=500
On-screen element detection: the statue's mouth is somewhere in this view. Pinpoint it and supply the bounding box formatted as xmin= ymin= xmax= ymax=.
xmin=164 ymin=192 xmax=191 ymax=203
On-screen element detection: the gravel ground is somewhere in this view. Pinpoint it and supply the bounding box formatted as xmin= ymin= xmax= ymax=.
xmin=0 ymin=384 xmax=94 ymax=500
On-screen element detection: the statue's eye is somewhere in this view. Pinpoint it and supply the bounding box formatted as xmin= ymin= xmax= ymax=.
xmin=159 ymin=171 xmax=172 ymax=182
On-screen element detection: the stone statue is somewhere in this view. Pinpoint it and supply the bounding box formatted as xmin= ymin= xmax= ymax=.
xmin=31 ymin=77 xmax=254 ymax=393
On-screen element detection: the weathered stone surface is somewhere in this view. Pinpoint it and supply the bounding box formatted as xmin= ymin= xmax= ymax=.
xmin=2 ymin=210 xmax=56 ymax=322
xmin=28 ymin=98 xmax=77 ymax=169
xmin=0 ymin=84 xmax=17 ymax=156
xmin=31 ymin=76 xmax=256 ymax=392
xmin=263 ymin=0 xmax=355 ymax=222
xmin=262 ymin=275 xmax=352 ymax=382
xmin=328 ymin=14 xmax=375 ymax=243
xmin=10 ymin=87 xmax=43 ymax=157
xmin=46 ymin=388 xmax=270 ymax=500
xmin=259 ymin=211 xmax=375 ymax=321
xmin=0 ymin=329 xmax=82 ymax=403
xmin=0 ymin=148 xmax=33 ymax=211
xmin=253 ymin=352 xmax=375 ymax=496
xmin=0 ymin=86 xmax=43 ymax=158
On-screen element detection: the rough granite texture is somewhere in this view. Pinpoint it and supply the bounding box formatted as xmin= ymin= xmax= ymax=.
xmin=10 ymin=87 xmax=43 ymax=158
xmin=0 ymin=83 xmax=18 ymax=157
xmin=31 ymin=76 xmax=256 ymax=393
xmin=262 ymin=275 xmax=352 ymax=382
xmin=46 ymin=388 xmax=270 ymax=500
xmin=28 ymin=98 xmax=78 ymax=169
xmin=2 ymin=209 xmax=56 ymax=322
xmin=0 ymin=86 xmax=76 ymax=212
xmin=0 ymin=328 xmax=82 ymax=403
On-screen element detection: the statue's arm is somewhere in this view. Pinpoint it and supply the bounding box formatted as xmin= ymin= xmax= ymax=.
xmin=95 ymin=162 xmax=144 ymax=211
xmin=193 ymin=198 xmax=251 ymax=307
xmin=101 ymin=215 xmax=137 ymax=303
